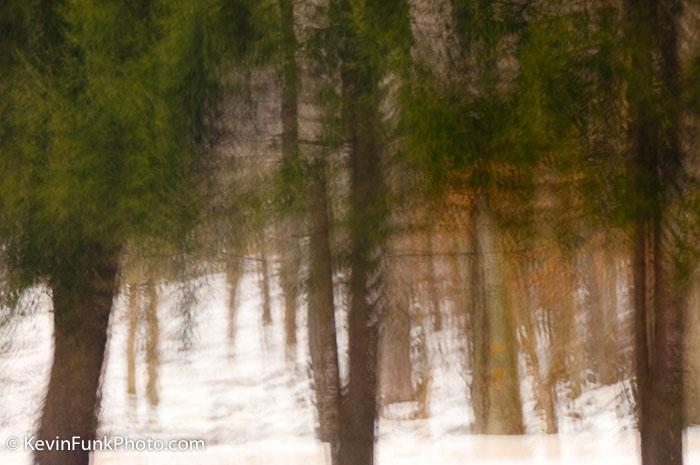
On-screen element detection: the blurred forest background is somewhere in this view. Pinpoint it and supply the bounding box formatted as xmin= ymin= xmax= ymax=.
xmin=1 ymin=0 xmax=700 ymax=465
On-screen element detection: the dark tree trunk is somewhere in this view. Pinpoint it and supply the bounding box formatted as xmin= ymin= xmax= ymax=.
xmin=631 ymin=209 xmax=688 ymax=465
xmin=337 ymin=11 xmax=386 ymax=463
xmin=278 ymin=0 xmax=301 ymax=352
xmin=625 ymin=0 xmax=686 ymax=462
xmin=634 ymin=220 xmax=687 ymax=465
xmin=686 ymin=276 xmax=700 ymax=426
xmin=306 ymin=158 xmax=342 ymax=462
xmin=36 ymin=249 xmax=119 ymax=465
xmin=340 ymin=189 xmax=382 ymax=465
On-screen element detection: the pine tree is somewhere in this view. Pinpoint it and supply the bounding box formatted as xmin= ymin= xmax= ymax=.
xmin=0 ymin=2 xmax=262 ymax=464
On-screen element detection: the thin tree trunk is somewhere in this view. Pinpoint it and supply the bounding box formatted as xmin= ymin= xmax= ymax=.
xmin=226 ymin=258 xmax=243 ymax=348
xmin=126 ymin=284 xmax=138 ymax=397
xmin=579 ymin=250 xmax=607 ymax=385
xmin=36 ymin=248 xmax=119 ymax=465
xmin=307 ymin=160 xmax=342 ymax=462
xmin=424 ymin=227 xmax=442 ymax=331
xmin=379 ymin=288 xmax=414 ymax=406
xmin=413 ymin=288 xmax=431 ymax=419
xmin=597 ymin=249 xmax=623 ymax=386
xmin=467 ymin=214 xmax=490 ymax=433
xmin=259 ymin=245 xmax=273 ymax=326
xmin=633 ymin=221 xmax=653 ymax=449
xmin=280 ymin=244 xmax=300 ymax=348
xmin=145 ymin=280 xmax=159 ymax=409
xmin=278 ymin=0 xmax=301 ymax=352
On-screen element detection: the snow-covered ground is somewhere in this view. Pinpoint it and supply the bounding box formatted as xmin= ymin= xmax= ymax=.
xmin=0 ymin=267 xmax=698 ymax=464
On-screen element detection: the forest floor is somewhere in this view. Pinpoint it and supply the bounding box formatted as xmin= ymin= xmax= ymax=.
xmin=0 ymin=266 xmax=698 ymax=464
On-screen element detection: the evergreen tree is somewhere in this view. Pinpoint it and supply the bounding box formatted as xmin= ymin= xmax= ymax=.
xmin=0 ymin=1 xmax=261 ymax=464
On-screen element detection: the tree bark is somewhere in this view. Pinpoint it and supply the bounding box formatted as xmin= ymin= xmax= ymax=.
xmin=634 ymin=220 xmax=687 ymax=465
xmin=625 ymin=0 xmax=687 ymax=462
xmin=337 ymin=7 xmax=386 ymax=461
xmin=466 ymin=204 xmax=524 ymax=434
xmin=475 ymin=204 xmax=524 ymax=434
xmin=306 ymin=160 xmax=342 ymax=462
xmin=36 ymin=248 xmax=119 ymax=465
xmin=278 ymin=0 xmax=301 ymax=352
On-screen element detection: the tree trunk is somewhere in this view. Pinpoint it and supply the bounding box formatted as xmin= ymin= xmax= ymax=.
xmin=686 ymin=275 xmax=700 ymax=426
xmin=476 ymin=205 xmax=524 ymax=434
xmin=379 ymin=288 xmax=415 ymax=406
xmin=280 ymin=242 xmax=300 ymax=349
xmin=412 ymin=287 xmax=431 ymax=419
xmin=278 ymin=0 xmax=301 ymax=352
xmin=306 ymin=158 xmax=342 ymax=462
xmin=635 ymin=220 xmax=687 ymax=465
xmin=579 ymin=250 xmax=606 ymax=385
xmin=340 ymin=181 xmax=382 ymax=465
xmin=226 ymin=258 xmax=243 ymax=348
xmin=126 ymin=284 xmax=138 ymax=397
xmin=466 ymin=214 xmax=490 ymax=433
xmin=337 ymin=11 xmax=385 ymax=462
xmin=145 ymin=281 xmax=159 ymax=409
xmin=259 ymin=245 xmax=273 ymax=326
xmin=467 ymin=204 xmax=524 ymax=434
xmin=625 ymin=0 xmax=686 ymax=462
xmin=36 ymin=250 xmax=119 ymax=465
xmin=424 ymin=228 xmax=442 ymax=331
xmin=633 ymin=221 xmax=654 ymax=457
xmin=597 ymin=249 xmax=623 ymax=386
